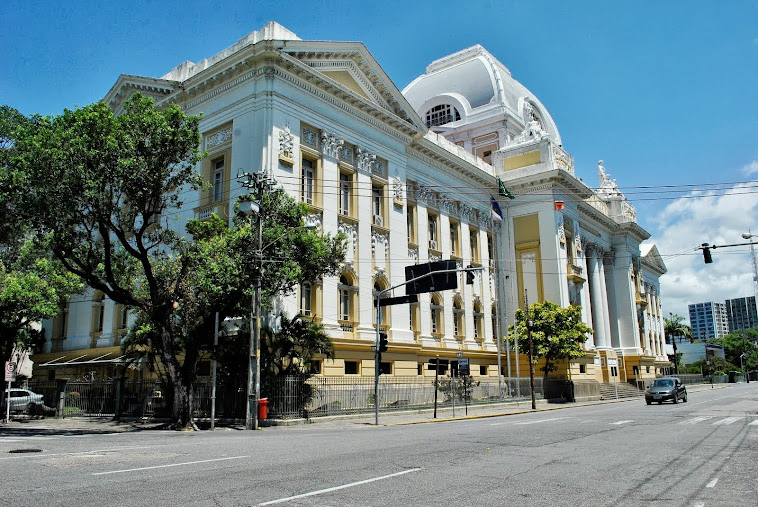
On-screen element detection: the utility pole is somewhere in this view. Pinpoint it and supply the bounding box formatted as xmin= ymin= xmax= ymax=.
xmin=524 ymin=289 xmax=536 ymax=410
xmin=239 ymin=171 xmax=269 ymax=431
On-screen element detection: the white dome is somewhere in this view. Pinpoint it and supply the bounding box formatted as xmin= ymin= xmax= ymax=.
xmin=403 ymin=45 xmax=561 ymax=144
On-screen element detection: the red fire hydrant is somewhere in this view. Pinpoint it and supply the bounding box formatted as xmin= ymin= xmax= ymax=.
xmin=257 ymin=398 xmax=269 ymax=421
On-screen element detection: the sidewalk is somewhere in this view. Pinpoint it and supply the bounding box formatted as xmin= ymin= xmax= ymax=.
xmin=0 ymin=383 xmax=732 ymax=433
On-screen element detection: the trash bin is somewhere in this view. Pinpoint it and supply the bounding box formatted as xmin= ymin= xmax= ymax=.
xmin=258 ymin=398 xmax=269 ymax=420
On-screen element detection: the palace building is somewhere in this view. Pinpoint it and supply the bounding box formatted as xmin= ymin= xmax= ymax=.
xmin=34 ymin=22 xmax=669 ymax=385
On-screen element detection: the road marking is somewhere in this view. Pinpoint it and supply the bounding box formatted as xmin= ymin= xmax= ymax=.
xmin=680 ymin=416 xmax=712 ymax=425
xmin=0 ymin=445 xmax=154 ymax=461
xmin=694 ymin=502 xmax=705 ymax=507
xmin=712 ymin=417 xmax=740 ymax=426
xmin=706 ymin=477 xmax=718 ymax=488
xmin=513 ymin=417 xmax=570 ymax=426
xmin=92 ymin=455 xmax=249 ymax=476
xmin=257 ymin=468 xmax=423 ymax=506
xmin=610 ymin=420 xmax=633 ymax=425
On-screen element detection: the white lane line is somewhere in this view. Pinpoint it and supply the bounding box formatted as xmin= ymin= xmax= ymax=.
xmin=680 ymin=416 xmax=712 ymax=425
xmin=513 ymin=417 xmax=571 ymax=426
xmin=610 ymin=420 xmax=633 ymax=425
xmin=0 ymin=445 xmax=154 ymax=461
xmin=694 ymin=502 xmax=705 ymax=507
xmin=706 ymin=477 xmax=718 ymax=488
xmin=748 ymin=419 xmax=758 ymax=426
xmin=258 ymin=468 xmax=423 ymax=506
xmin=712 ymin=417 xmax=740 ymax=426
xmin=92 ymin=455 xmax=249 ymax=476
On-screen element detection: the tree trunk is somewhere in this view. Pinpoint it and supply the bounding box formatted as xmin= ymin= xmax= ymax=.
xmin=158 ymin=322 xmax=193 ymax=429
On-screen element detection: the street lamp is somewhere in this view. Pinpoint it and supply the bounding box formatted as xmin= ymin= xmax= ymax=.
xmin=740 ymin=353 xmax=747 ymax=382
xmin=239 ymin=188 xmax=316 ymax=430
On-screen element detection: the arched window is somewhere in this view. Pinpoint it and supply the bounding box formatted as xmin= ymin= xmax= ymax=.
xmin=300 ymin=283 xmax=314 ymax=317
xmin=473 ymin=302 xmax=484 ymax=340
xmin=453 ymin=299 xmax=464 ymax=337
xmin=373 ymin=280 xmax=390 ymax=327
xmin=339 ymin=274 xmax=357 ymax=331
xmin=430 ymin=294 xmax=444 ymax=336
xmin=425 ymin=104 xmax=461 ymax=127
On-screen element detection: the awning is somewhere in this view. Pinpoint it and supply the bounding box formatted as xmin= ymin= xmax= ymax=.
xmin=37 ymin=351 xmax=129 ymax=368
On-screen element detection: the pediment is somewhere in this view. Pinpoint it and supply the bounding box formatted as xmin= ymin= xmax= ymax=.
xmin=281 ymin=41 xmax=426 ymax=131
xmin=641 ymin=243 xmax=667 ymax=274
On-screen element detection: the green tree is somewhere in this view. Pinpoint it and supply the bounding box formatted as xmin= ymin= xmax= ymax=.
xmin=506 ymin=301 xmax=593 ymax=379
xmin=712 ymin=329 xmax=758 ymax=370
xmin=0 ymin=106 xmax=81 ymax=360
xmin=664 ymin=314 xmax=692 ymax=343
xmin=9 ymin=94 xmax=345 ymax=427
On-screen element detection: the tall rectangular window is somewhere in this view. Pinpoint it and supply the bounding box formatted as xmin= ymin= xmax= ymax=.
xmin=212 ymin=159 xmax=224 ymax=202
xmin=407 ymin=205 xmax=416 ymax=243
xmin=450 ymin=223 xmax=459 ymax=256
xmin=300 ymin=283 xmax=313 ymax=317
xmin=428 ymin=215 xmax=438 ymax=250
xmin=339 ymin=173 xmax=351 ymax=216
xmin=372 ymin=185 xmax=383 ymax=226
xmin=470 ymin=229 xmax=479 ymax=262
xmin=302 ymin=158 xmax=315 ymax=205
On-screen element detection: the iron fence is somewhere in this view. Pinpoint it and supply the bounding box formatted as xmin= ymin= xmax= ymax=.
xmin=23 ymin=376 xmax=543 ymax=421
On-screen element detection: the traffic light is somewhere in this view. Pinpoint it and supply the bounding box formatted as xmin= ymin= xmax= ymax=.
xmin=466 ymin=265 xmax=475 ymax=285
xmin=701 ymin=243 xmax=713 ymax=264
xmin=379 ymin=332 xmax=389 ymax=352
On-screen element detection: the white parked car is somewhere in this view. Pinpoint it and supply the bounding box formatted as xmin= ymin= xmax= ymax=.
xmin=5 ymin=388 xmax=44 ymax=413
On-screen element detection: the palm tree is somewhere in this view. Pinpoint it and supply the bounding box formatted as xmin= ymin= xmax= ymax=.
xmin=260 ymin=312 xmax=334 ymax=377
xmin=664 ymin=313 xmax=691 ymax=374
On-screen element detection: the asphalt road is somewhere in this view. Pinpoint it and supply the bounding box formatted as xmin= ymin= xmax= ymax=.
xmin=1 ymin=383 xmax=756 ymax=507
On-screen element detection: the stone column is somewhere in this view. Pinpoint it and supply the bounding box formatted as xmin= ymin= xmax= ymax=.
xmin=588 ymin=245 xmax=608 ymax=349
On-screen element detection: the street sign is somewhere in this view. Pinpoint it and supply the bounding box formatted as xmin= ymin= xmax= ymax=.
xmin=4 ymin=362 xmax=16 ymax=382
xmin=375 ymin=294 xmax=419 ymax=307
xmin=427 ymin=358 xmax=449 ymax=372
xmin=458 ymin=358 xmax=470 ymax=376
xmin=405 ymin=260 xmax=458 ymax=295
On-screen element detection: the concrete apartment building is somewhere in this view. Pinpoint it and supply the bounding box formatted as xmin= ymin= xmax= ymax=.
xmin=688 ymin=302 xmax=730 ymax=341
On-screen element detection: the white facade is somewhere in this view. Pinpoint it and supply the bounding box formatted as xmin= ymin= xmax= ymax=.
xmin=38 ymin=24 xmax=667 ymax=381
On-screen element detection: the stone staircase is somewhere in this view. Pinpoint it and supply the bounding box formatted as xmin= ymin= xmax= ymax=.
xmin=599 ymin=382 xmax=644 ymax=400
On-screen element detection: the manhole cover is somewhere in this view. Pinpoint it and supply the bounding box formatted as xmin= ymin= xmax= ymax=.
xmin=9 ymin=448 xmax=43 ymax=453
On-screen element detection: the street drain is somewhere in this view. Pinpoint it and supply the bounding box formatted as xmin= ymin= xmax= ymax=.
xmin=9 ymin=448 xmax=43 ymax=453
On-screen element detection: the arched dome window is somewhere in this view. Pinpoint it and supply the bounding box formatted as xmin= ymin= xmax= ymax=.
xmin=425 ymin=104 xmax=461 ymax=127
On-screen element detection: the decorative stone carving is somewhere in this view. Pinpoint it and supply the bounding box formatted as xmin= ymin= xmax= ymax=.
xmin=338 ymin=144 xmax=354 ymax=164
xmin=321 ymin=130 xmax=344 ymax=158
xmin=439 ymin=195 xmax=457 ymax=215
xmin=557 ymin=215 xmax=565 ymax=244
xmin=597 ymin=160 xmax=622 ymax=197
xmin=508 ymin=98 xmax=547 ymax=146
xmin=304 ymin=213 xmax=322 ymax=229
xmin=338 ymin=221 xmax=357 ymax=261
xmin=356 ymin=146 xmax=376 ymax=172
xmin=392 ymin=178 xmax=404 ymax=206
xmin=478 ymin=212 xmax=492 ymax=230
xmin=371 ymin=230 xmax=388 ymax=257
xmin=574 ymin=233 xmax=583 ymax=252
xmin=301 ymin=126 xmax=319 ymax=148
xmin=429 ymin=252 xmax=441 ymax=262
xmin=415 ymin=184 xmax=435 ymax=205
xmin=206 ymin=126 xmax=232 ymax=150
xmin=459 ymin=204 xmax=475 ymax=224
xmin=278 ymin=124 xmax=294 ymax=165
xmin=373 ymin=159 xmax=386 ymax=177
xmin=408 ymin=247 xmax=418 ymax=261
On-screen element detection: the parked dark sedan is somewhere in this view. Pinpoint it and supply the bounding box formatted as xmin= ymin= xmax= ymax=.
xmin=645 ymin=377 xmax=687 ymax=405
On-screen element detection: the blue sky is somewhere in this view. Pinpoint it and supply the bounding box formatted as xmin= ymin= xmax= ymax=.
xmin=2 ymin=0 xmax=757 ymax=320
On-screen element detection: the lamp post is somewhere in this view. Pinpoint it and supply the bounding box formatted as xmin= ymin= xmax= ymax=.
xmin=238 ymin=171 xmax=316 ymax=430
xmin=669 ymin=312 xmax=679 ymax=375
xmin=740 ymin=353 xmax=747 ymax=382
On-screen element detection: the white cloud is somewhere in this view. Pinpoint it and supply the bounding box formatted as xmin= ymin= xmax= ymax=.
xmin=648 ymin=183 xmax=758 ymax=324
xmin=741 ymin=160 xmax=758 ymax=176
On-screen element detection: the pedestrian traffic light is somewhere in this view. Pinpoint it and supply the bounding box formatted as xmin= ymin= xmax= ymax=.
xmin=701 ymin=243 xmax=713 ymax=264
xmin=379 ymin=332 xmax=389 ymax=352
xmin=466 ymin=265 xmax=475 ymax=285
